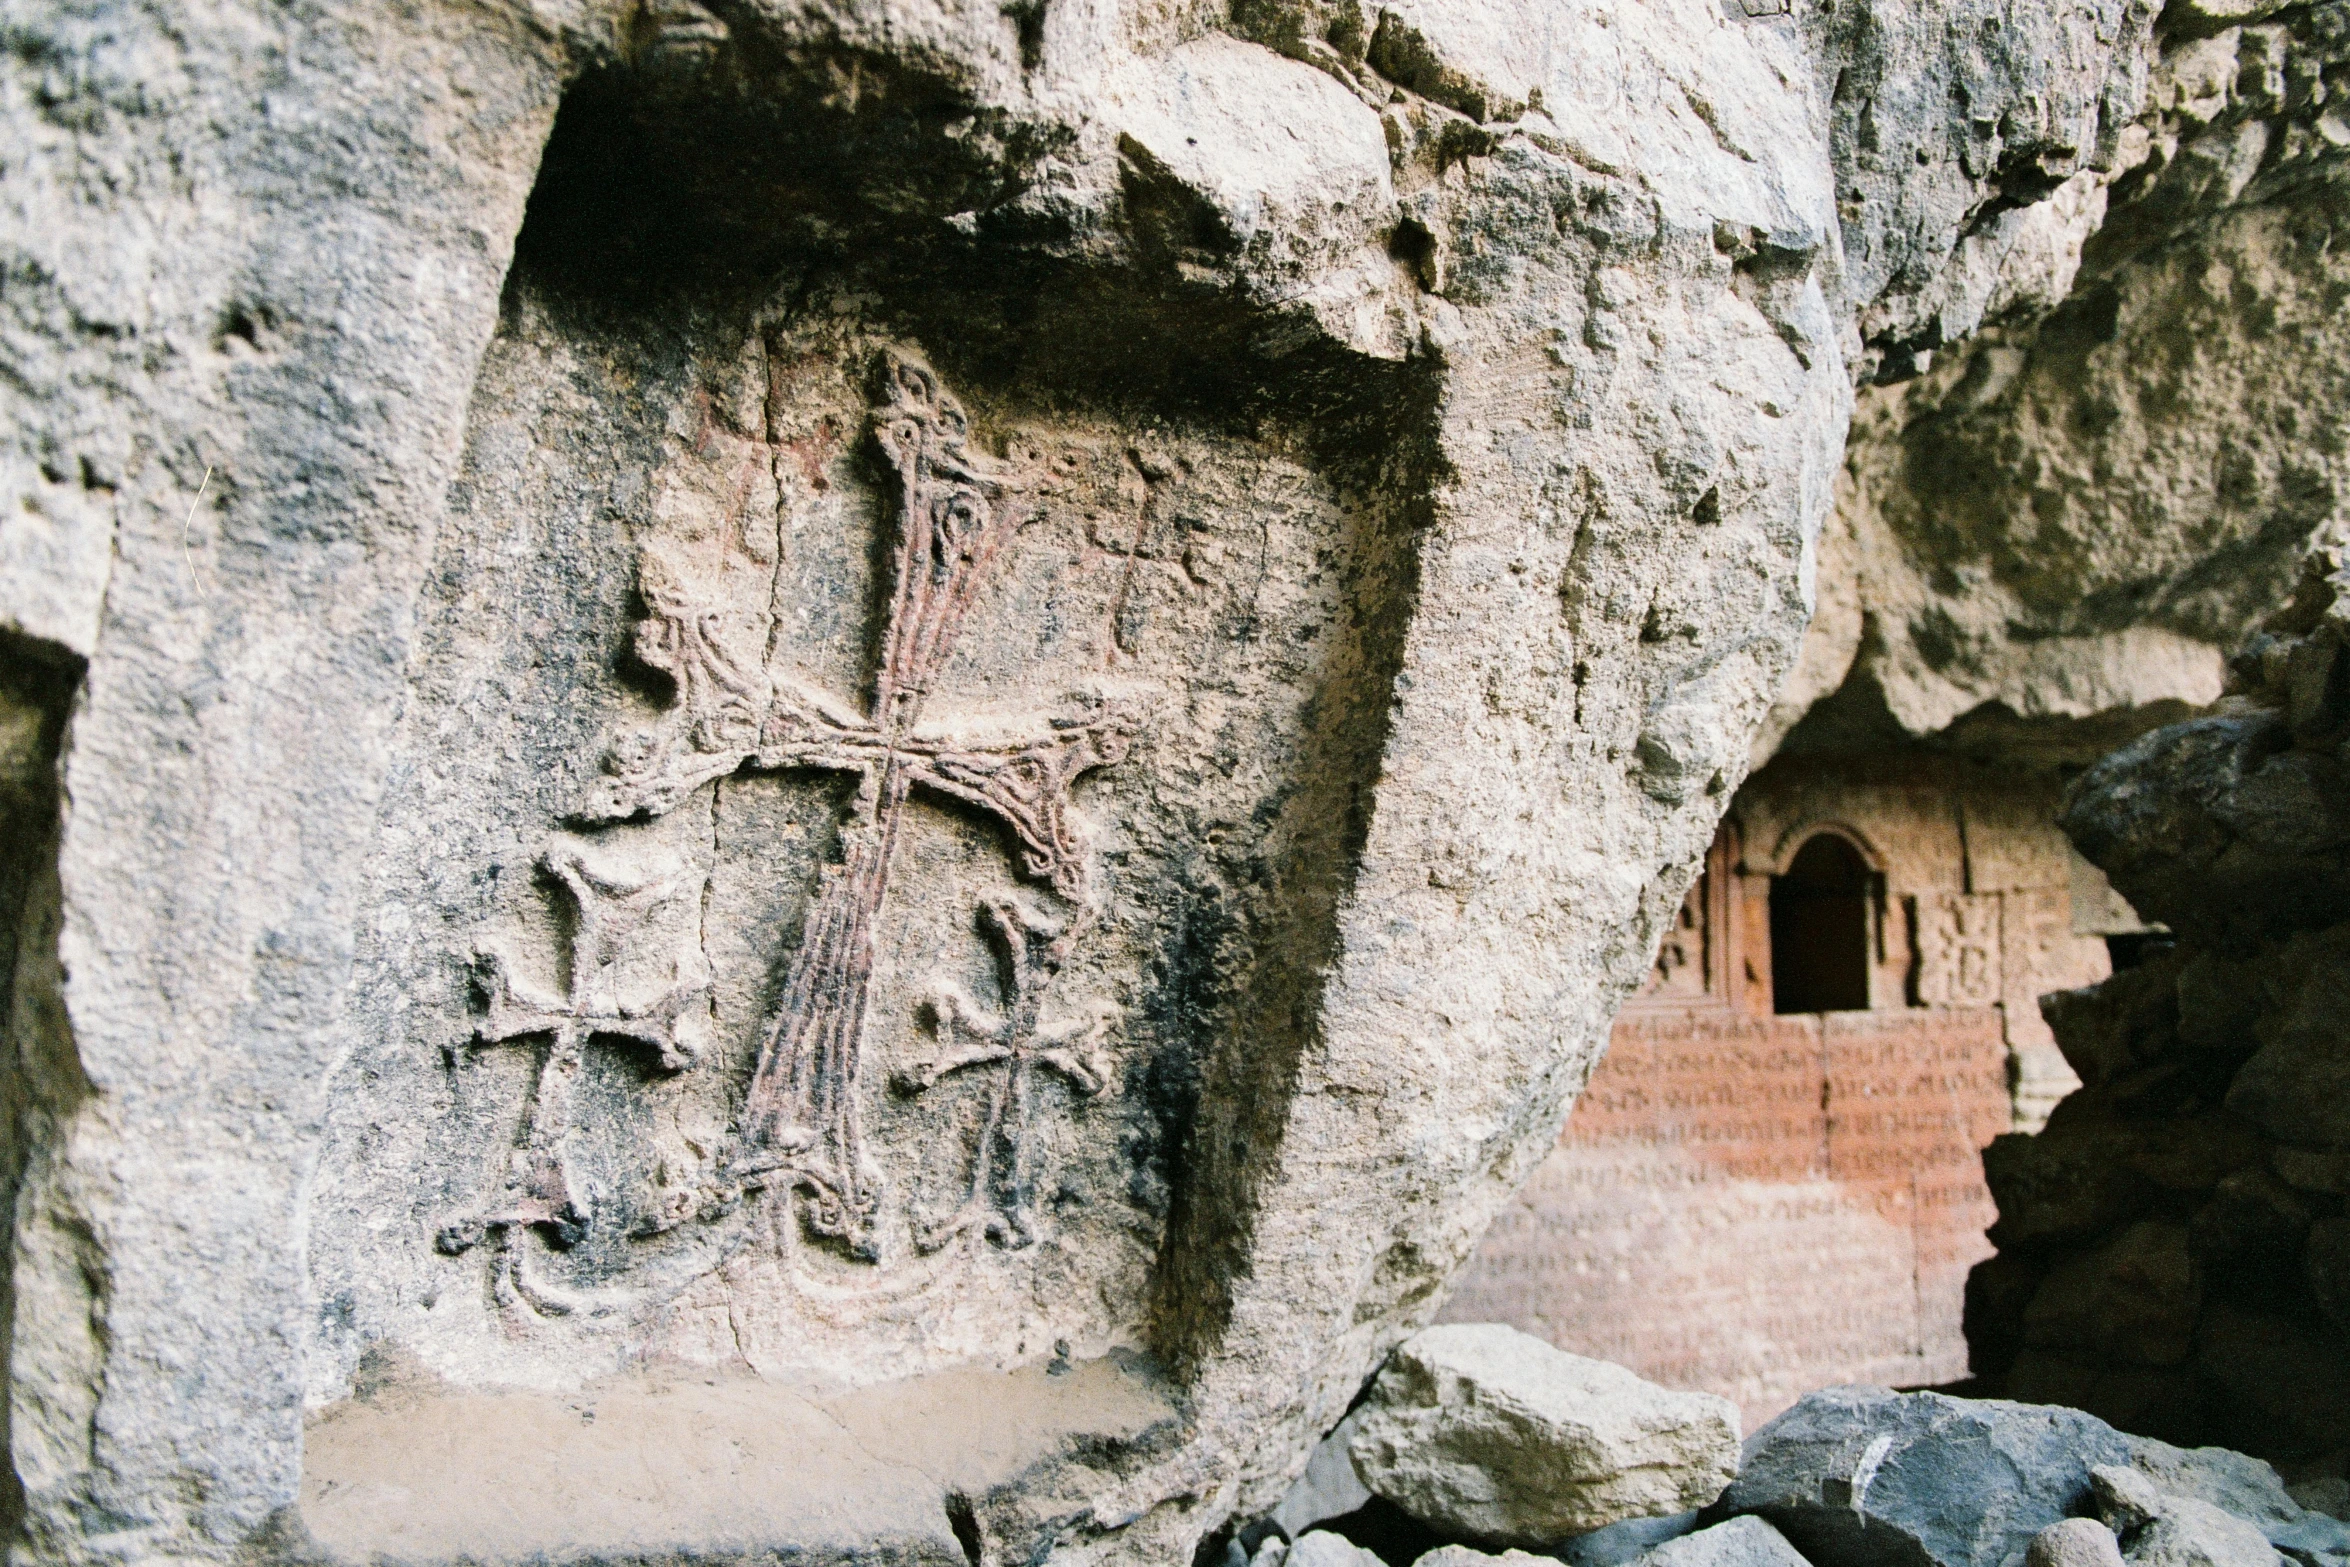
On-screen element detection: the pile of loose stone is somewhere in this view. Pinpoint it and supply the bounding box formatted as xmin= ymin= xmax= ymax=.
xmin=1236 ymin=1325 xmax=2350 ymax=1567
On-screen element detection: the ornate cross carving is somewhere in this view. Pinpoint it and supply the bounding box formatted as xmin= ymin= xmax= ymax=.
xmin=438 ymin=842 xmax=711 ymax=1297
xmin=573 ymin=351 xmax=1136 ymax=1261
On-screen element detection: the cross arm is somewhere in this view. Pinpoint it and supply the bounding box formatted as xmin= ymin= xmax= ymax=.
xmin=903 ymin=709 xmax=1136 ymax=900
xmin=471 ymin=950 xmax=574 ymax=1046
xmin=573 ymin=675 xmax=884 ymax=823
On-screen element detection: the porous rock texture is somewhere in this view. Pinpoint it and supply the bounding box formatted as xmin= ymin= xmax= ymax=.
xmin=1415 ymin=1548 xmax=1573 ymax=1567
xmin=0 ymin=0 xmax=2167 ymax=1563
xmin=1639 ymin=1518 xmax=1813 ymax=1567
xmin=1759 ymin=0 xmax=2350 ymax=763
xmin=1967 ymin=553 xmax=2350 ymax=1469
xmin=1285 ymin=1535 xmax=1395 ymax=1567
xmin=1346 ymin=1324 xmax=1740 ymax=1546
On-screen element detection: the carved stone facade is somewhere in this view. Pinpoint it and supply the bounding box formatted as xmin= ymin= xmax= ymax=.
xmin=1445 ymin=754 xmax=2139 ymax=1424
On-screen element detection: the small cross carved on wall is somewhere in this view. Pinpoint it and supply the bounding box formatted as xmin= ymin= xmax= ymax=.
xmin=895 ymin=895 xmax=1113 ymax=1253
xmin=438 ymin=841 xmax=711 ymax=1309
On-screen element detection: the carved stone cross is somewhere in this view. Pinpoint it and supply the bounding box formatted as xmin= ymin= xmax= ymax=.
xmin=576 ymin=352 xmax=1136 ymax=1260
xmin=896 ymin=895 xmax=1112 ymax=1252
xmin=439 ymin=842 xmax=711 ymax=1267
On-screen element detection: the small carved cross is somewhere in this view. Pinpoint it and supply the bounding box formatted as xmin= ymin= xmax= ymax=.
xmin=438 ymin=843 xmax=710 ymax=1261
xmin=896 ymin=896 xmax=1112 ymax=1252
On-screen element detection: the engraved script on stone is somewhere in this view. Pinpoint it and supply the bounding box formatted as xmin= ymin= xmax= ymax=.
xmin=439 ymin=352 xmax=1138 ymax=1304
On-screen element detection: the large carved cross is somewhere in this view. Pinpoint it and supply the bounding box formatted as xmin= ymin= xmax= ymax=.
xmin=578 ymin=352 xmax=1134 ymax=1260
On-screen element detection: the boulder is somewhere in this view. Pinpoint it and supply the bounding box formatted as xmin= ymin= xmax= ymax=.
xmin=1349 ymin=1326 xmax=1740 ymax=1547
xmin=1275 ymin=1411 xmax=1377 ymax=1540
xmin=2032 ymin=1520 xmax=2130 ymax=1567
xmin=1416 ymin=1549 xmax=1565 ymax=1567
xmin=2093 ymin=1466 xmax=2283 ymax=1567
xmin=2124 ymin=1439 xmax=2350 ymax=1567
xmin=1712 ymin=1386 xmax=2133 ymax=1567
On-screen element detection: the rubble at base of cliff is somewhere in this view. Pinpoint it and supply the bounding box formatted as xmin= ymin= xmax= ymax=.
xmin=1235 ymin=1326 xmax=2350 ymax=1567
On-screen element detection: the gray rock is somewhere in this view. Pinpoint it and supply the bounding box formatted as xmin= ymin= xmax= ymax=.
xmin=2032 ymin=1520 xmax=2130 ymax=1567
xmin=2129 ymin=1439 xmax=2310 ymax=1536
xmin=1641 ymin=1517 xmax=1812 ymax=1567
xmin=2093 ymin=1465 xmax=2284 ymax=1567
xmin=1275 ymin=1410 xmax=1377 ymax=1540
xmin=1349 ymin=1326 xmax=1740 ymax=1546
xmin=2285 ymin=1480 xmax=2350 ymax=1525
xmin=1560 ymin=1514 xmax=1705 ymax=1567
xmin=2063 ymin=717 xmax=2350 ymax=951
xmin=1289 ymin=1532 xmax=1388 ymax=1567
xmin=1713 ymin=1385 xmax=2134 ymax=1567
xmin=2126 ymin=1439 xmax=2350 ymax=1567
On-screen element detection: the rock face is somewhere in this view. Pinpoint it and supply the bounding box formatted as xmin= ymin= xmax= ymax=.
xmin=1966 ymin=554 xmax=2350 ymax=1465
xmin=0 ymin=0 xmax=2167 ymax=1562
xmin=1348 ymin=1325 xmax=1740 ymax=1546
xmin=1761 ymin=1 xmax=2350 ymax=761
xmin=1713 ymin=1386 xmax=2134 ymax=1567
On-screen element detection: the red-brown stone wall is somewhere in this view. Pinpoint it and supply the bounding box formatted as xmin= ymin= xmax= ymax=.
xmin=1443 ymin=1008 xmax=2009 ymax=1424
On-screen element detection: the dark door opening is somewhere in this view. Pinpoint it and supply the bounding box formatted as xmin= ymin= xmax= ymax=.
xmin=1771 ymin=833 xmax=1872 ymax=1013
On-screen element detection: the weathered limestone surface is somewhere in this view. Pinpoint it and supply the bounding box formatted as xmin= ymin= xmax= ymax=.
xmin=1761 ymin=1 xmax=2350 ymax=760
xmin=0 ymin=0 xmax=2166 ymax=1561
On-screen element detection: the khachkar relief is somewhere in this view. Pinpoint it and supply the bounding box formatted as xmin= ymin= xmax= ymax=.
xmin=439 ymin=353 xmax=1139 ymax=1311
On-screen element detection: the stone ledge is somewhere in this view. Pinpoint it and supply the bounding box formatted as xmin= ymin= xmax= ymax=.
xmin=294 ymin=1353 xmax=1179 ymax=1565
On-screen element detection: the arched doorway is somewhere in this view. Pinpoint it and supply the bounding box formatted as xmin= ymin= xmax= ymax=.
xmin=1770 ymin=832 xmax=1872 ymax=1013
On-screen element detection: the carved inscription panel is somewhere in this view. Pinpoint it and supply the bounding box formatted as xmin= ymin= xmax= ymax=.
xmin=305 ymin=307 xmax=1391 ymax=1397
xmin=1443 ymin=1009 xmax=2008 ymax=1424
